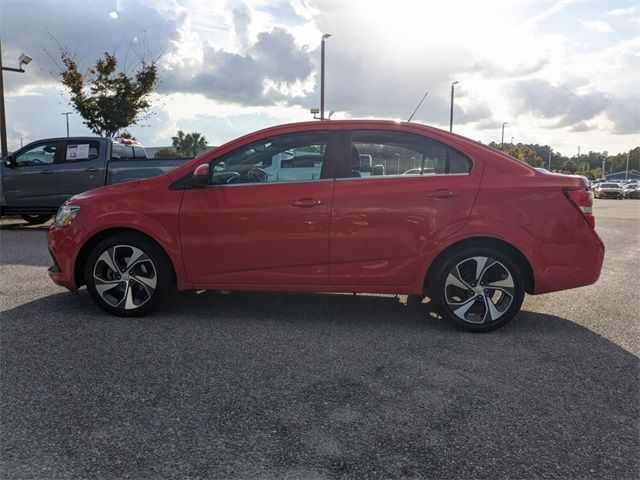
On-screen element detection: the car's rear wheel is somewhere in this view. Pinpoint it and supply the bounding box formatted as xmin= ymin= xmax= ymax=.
xmin=21 ymin=214 xmax=52 ymax=225
xmin=429 ymin=247 xmax=525 ymax=332
xmin=84 ymin=233 xmax=173 ymax=316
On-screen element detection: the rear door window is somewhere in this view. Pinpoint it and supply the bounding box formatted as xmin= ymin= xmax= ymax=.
xmin=63 ymin=141 xmax=100 ymax=163
xmin=344 ymin=130 xmax=472 ymax=178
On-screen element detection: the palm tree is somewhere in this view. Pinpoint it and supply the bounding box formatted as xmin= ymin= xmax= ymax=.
xmin=172 ymin=130 xmax=207 ymax=157
xmin=188 ymin=132 xmax=207 ymax=157
xmin=171 ymin=130 xmax=190 ymax=157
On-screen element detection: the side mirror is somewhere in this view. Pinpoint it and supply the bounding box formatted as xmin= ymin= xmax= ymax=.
xmin=192 ymin=163 xmax=210 ymax=188
xmin=3 ymin=155 xmax=15 ymax=168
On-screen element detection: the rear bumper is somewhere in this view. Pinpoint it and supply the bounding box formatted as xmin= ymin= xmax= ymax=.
xmin=533 ymin=229 xmax=605 ymax=295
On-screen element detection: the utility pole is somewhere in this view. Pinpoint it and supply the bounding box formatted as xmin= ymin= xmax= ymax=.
xmin=62 ymin=112 xmax=73 ymax=137
xmin=602 ymin=159 xmax=606 ymax=179
xmin=548 ymin=147 xmax=552 ymax=170
xmin=449 ymin=81 xmax=458 ymax=132
xmin=320 ymin=33 xmax=331 ymax=120
xmin=501 ymin=122 xmax=508 ymax=150
xmin=625 ymin=153 xmax=629 ymax=180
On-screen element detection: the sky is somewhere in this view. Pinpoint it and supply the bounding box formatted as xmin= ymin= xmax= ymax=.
xmin=1 ymin=0 xmax=638 ymax=156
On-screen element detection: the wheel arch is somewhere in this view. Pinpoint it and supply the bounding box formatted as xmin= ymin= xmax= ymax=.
xmin=424 ymin=236 xmax=535 ymax=295
xmin=74 ymin=227 xmax=177 ymax=288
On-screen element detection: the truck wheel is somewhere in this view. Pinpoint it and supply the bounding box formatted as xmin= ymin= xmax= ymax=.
xmin=84 ymin=233 xmax=173 ymax=316
xmin=21 ymin=214 xmax=52 ymax=225
xmin=429 ymin=247 xmax=525 ymax=332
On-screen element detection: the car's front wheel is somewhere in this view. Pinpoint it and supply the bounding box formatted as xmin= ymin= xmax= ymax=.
xmin=21 ymin=214 xmax=52 ymax=225
xmin=84 ymin=233 xmax=173 ymax=316
xmin=429 ymin=247 xmax=525 ymax=332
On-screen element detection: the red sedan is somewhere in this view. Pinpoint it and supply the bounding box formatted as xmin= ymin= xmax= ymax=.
xmin=48 ymin=121 xmax=604 ymax=331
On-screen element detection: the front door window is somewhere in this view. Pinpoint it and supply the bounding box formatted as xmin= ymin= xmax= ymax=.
xmin=14 ymin=142 xmax=57 ymax=167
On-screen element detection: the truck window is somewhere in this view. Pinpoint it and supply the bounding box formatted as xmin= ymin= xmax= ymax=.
xmin=63 ymin=141 xmax=100 ymax=163
xmin=14 ymin=142 xmax=57 ymax=167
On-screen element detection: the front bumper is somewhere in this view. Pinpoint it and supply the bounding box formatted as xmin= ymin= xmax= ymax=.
xmin=47 ymin=225 xmax=81 ymax=290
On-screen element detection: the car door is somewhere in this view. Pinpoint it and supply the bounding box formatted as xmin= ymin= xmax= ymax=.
xmin=2 ymin=140 xmax=61 ymax=207
xmin=179 ymin=130 xmax=339 ymax=286
xmin=57 ymin=140 xmax=106 ymax=202
xmin=330 ymin=129 xmax=482 ymax=286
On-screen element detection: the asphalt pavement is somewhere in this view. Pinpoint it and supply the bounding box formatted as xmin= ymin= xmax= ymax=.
xmin=1 ymin=200 xmax=638 ymax=479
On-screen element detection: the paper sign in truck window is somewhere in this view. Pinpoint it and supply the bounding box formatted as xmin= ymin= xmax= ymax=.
xmin=66 ymin=144 xmax=90 ymax=160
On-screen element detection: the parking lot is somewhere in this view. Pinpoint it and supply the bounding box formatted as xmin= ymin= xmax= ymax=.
xmin=1 ymin=200 xmax=638 ymax=479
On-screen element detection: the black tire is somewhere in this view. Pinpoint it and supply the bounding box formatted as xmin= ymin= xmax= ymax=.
xmin=84 ymin=233 xmax=173 ymax=316
xmin=428 ymin=247 xmax=525 ymax=332
xmin=21 ymin=214 xmax=52 ymax=225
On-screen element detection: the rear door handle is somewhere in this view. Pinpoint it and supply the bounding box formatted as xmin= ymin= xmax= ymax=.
xmin=427 ymin=189 xmax=460 ymax=199
xmin=292 ymin=198 xmax=323 ymax=207
xmin=40 ymin=169 xmax=54 ymax=175
xmin=85 ymin=167 xmax=98 ymax=172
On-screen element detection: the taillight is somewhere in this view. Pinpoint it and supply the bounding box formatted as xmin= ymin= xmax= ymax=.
xmin=563 ymin=188 xmax=595 ymax=228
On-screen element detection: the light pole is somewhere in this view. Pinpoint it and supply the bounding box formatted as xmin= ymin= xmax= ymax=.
xmin=62 ymin=112 xmax=73 ymax=137
xmin=449 ymin=81 xmax=459 ymax=132
xmin=501 ymin=122 xmax=508 ymax=150
xmin=625 ymin=153 xmax=629 ymax=181
xmin=1 ymin=37 xmax=32 ymax=157
xmin=548 ymin=146 xmax=552 ymax=170
xmin=320 ymin=33 xmax=331 ymax=121
xmin=602 ymin=158 xmax=606 ymax=180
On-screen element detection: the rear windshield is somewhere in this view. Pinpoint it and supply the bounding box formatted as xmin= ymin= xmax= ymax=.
xmin=111 ymin=142 xmax=147 ymax=160
xmin=600 ymin=183 xmax=620 ymax=188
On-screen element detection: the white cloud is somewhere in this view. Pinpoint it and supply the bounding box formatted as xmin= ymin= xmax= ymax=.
xmin=529 ymin=0 xmax=574 ymax=25
xmin=1 ymin=0 xmax=638 ymax=156
xmin=607 ymin=6 xmax=636 ymax=16
xmin=580 ymin=20 xmax=613 ymax=32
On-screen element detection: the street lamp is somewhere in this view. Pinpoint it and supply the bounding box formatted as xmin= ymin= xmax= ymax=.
xmin=1 ymin=37 xmax=32 ymax=157
xmin=62 ymin=112 xmax=73 ymax=137
xmin=501 ymin=122 xmax=508 ymax=150
xmin=320 ymin=33 xmax=331 ymax=121
xmin=449 ymin=81 xmax=459 ymax=132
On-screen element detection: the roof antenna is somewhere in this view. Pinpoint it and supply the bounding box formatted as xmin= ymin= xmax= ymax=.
xmin=407 ymin=90 xmax=429 ymax=122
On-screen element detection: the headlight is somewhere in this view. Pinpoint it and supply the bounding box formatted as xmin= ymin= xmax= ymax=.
xmin=53 ymin=205 xmax=81 ymax=227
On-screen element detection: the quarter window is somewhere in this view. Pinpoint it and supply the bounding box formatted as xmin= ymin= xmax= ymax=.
xmin=347 ymin=130 xmax=472 ymax=178
xmin=209 ymin=131 xmax=330 ymax=184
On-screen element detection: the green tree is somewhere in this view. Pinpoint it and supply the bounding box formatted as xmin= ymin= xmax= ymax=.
xmin=504 ymin=144 xmax=544 ymax=167
xmin=172 ymin=130 xmax=208 ymax=157
xmin=154 ymin=148 xmax=179 ymax=158
xmin=60 ymin=51 xmax=158 ymax=137
xmin=189 ymin=132 xmax=208 ymax=157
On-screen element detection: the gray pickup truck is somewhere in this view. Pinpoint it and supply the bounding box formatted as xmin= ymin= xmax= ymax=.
xmin=1 ymin=137 xmax=189 ymax=224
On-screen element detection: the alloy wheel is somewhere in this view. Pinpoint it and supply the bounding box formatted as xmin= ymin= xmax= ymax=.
xmin=92 ymin=244 xmax=158 ymax=310
xmin=443 ymin=256 xmax=514 ymax=324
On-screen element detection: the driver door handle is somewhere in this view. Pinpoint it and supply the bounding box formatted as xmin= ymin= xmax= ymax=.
xmin=40 ymin=169 xmax=55 ymax=175
xmin=292 ymin=198 xmax=323 ymax=207
xmin=85 ymin=167 xmax=98 ymax=172
xmin=426 ymin=189 xmax=460 ymax=199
